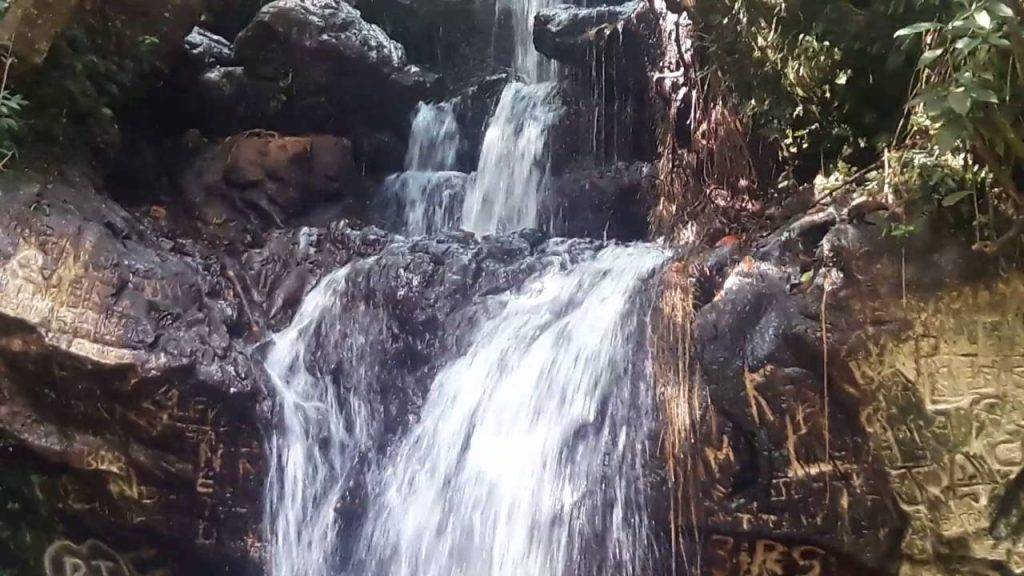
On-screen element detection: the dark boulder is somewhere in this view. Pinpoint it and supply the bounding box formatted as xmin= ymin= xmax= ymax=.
xmin=654 ymin=209 xmax=911 ymax=574
xmin=233 ymin=0 xmax=441 ymax=134
xmin=543 ymin=161 xmax=653 ymax=241
xmin=353 ymin=0 xmax=498 ymax=88
xmin=184 ymin=26 xmax=236 ymax=70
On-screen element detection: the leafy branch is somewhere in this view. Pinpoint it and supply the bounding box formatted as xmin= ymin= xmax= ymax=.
xmin=897 ymin=0 xmax=1024 ymax=253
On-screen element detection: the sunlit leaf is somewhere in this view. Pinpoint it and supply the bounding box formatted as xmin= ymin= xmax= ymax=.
xmin=955 ymin=37 xmax=982 ymax=53
xmin=975 ymin=9 xmax=993 ymax=28
xmin=968 ymin=85 xmax=999 ymax=103
xmin=942 ymin=190 xmax=975 ymax=206
xmin=894 ymin=22 xmax=942 ymax=37
xmin=988 ymin=1 xmax=1015 ymax=18
xmin=919 ymin=48 xmax=945 ymax=67
xmin=948 ymin=90 xmax=972 ymax=115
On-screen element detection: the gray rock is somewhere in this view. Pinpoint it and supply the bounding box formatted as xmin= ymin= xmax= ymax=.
xmin=234 ymin=0 xmax=441 ymax=132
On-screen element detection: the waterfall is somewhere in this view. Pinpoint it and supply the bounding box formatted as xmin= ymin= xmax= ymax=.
xmin=263 ymin=261 xmax=384 ymax=576
xmin=405 ymin=101 xmax=461 ymax=172
xmin=497 ymin=0 xmax=559 ymax=83
xmin=462 ymin=82 xmax=561 ymax=235
xmin=462 ymin=0 xmax=568 ymax=236
xmin=264 ymin=243 xmax=670 ymax=576
xmin=351 ymin=243 xmax=668 ymax=576
xmin=381 ymin=102 xmax=467 ymax=235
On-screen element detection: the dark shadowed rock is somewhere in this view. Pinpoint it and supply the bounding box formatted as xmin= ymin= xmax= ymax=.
xmin=543 ymin=161 xmax=653 ymax=241
xmin=185 ymin=66 xmax=290 ymax=134
xmin=655 ymin=209 xmax=911 ymax=574
xmin=353 ymin=0 xmax=498 ymax=89
xmin=234 ymin=0 xmax=441 ymax=133
xmin=184 ymin=26 xmax=236 ymax=69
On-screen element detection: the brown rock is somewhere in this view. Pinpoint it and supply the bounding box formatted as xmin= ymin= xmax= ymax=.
xmin=181 ymin=132 xmax=361 ymax=247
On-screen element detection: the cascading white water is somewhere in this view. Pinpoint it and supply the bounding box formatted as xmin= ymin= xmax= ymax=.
xmin=264 ymin=243 xmax=670 ymax=576
xmin=351 ymin=243 xmax=669 ymax=576
xmin=382 ymin=171 xmax=469 ymax=235
xmin=462 ymin=82 xmax=561 ymax=235
xmin=497 ymin=0 xmax=559 ymax=83
xmin=461 ymin=0 xmax=568 ymax=236
xmin=382 ymin=102 xmax=467 ymax=235
xmin=263 ymin=263 xmax=381 ymax=576
xmin=405 ymin=101 xmax=461 ymax=172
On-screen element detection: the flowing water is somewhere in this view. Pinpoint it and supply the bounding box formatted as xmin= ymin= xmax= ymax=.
xmin=496 ymin=0 xmax=559 ymax=83
xmin=381 ymin=102 xmax=467 ymax=235
xmin=265 ymin=243 xmax=670 ymax=576
xmin=404 ymin=101 xmax=461 ymax=172
xmin=264 ymin=268 xmax=361 ymax=576
xmin=462 ymin=82 xmax=562 ymax=235
xmin=265 ymin=1 xmax=668 ymax=574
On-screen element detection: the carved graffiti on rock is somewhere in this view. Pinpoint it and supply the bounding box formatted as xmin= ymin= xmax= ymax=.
xmin=852 ymin=276 xmax=1024 ymax=574
xmin=704 ymin=535 xmax=829 ymax=576
xmin=43 ymin=539 xmax=161 ymax=576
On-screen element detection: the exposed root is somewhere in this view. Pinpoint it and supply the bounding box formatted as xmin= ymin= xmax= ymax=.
xmin=653 ymin=260 xmax=702 ymax=574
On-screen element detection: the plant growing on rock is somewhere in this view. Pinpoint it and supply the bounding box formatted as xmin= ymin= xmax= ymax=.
xmin=0 ymin=42 xmax=24 ymax=169
xmin=897 ymin=0 xmax=1024 ymax=253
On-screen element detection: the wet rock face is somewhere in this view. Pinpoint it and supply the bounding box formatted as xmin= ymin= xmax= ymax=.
xmin=655 ymin=200 xmax=1024 ymax=575
xmin=657 ymin=209 xmax=912 ymax=574
xmin=233 ymin=0 xmax=440 ymax=133
xmin=0 ymin=169 xmax=265 ymax=574
xmin=533 ymin=1 xmax=650 ymax=66
xmin=544 ymin=162 xmax=653 ymax=241
xmin=353 ymin=0 xmax=497 ymax=89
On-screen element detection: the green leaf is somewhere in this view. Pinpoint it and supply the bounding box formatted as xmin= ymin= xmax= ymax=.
xmin=955 ymin=37 xmax=983 ymax=53
xmin=987 ymin=34 xmax=1012 ymax=47
xmin=919 ymin=48 xmax=945 ymax=67
xmin=942 ymin=190 xmax=975 ymax=206
xmin=894 ymin=22 xmax=942 ymax=37
xmin=968 ymin=85 xmax=999 ymax=102
xmin=948 ymin=90 xmax=972 ymax=115
xmin=935 ymin=124 xmax=961 ymax=151
xmin=975 ymin=9 xmax=993 ymax=28
xmin=988 ymin=1 xmax=1015 ymax=18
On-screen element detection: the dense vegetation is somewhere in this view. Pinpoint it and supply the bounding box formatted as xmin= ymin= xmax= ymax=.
xmin=692 ymin=0 xmax=1023 ymax=252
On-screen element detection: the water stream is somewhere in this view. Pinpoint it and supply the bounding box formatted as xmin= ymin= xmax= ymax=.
xmin=265 ymin=243 xmax=669 ymax=576
xmin=380 ymin=102 xmax=467 ymax=235
xmin=461 ymin=82 xmax=561 ymax=235
xmin=351 ymin=244 xmax=668 ymax=576
xmin=264 ymin=2 xmax=668 ymax=575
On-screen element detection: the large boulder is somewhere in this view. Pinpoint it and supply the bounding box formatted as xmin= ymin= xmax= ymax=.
xmin=233 ymin=0 xmax=441 ymax=134
xmin=353 ymin=0 xmax=497 ymax=88
xmin=0 ymin=168 xmax=264 ymax=575
xmin=543 ymin=161 xmax=653 ymax=241
xmin=180 ymin=132 xmax=363 ymax=248
xmin=654 ymin=206 xmax=914 ymax=574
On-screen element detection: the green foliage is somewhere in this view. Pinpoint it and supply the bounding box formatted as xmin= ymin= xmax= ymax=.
xmin=0 ymin=75 xmax=26 ymax=165
xmin=893 ymin=0 xmax=1024 ymax=250
xmin=695 ymin=0 xmax=957 ymax=182
xmin=898 ymin=1 xmax=1023 ymax=171
xmin=20 ymin=18 xmax=166 ymax=149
